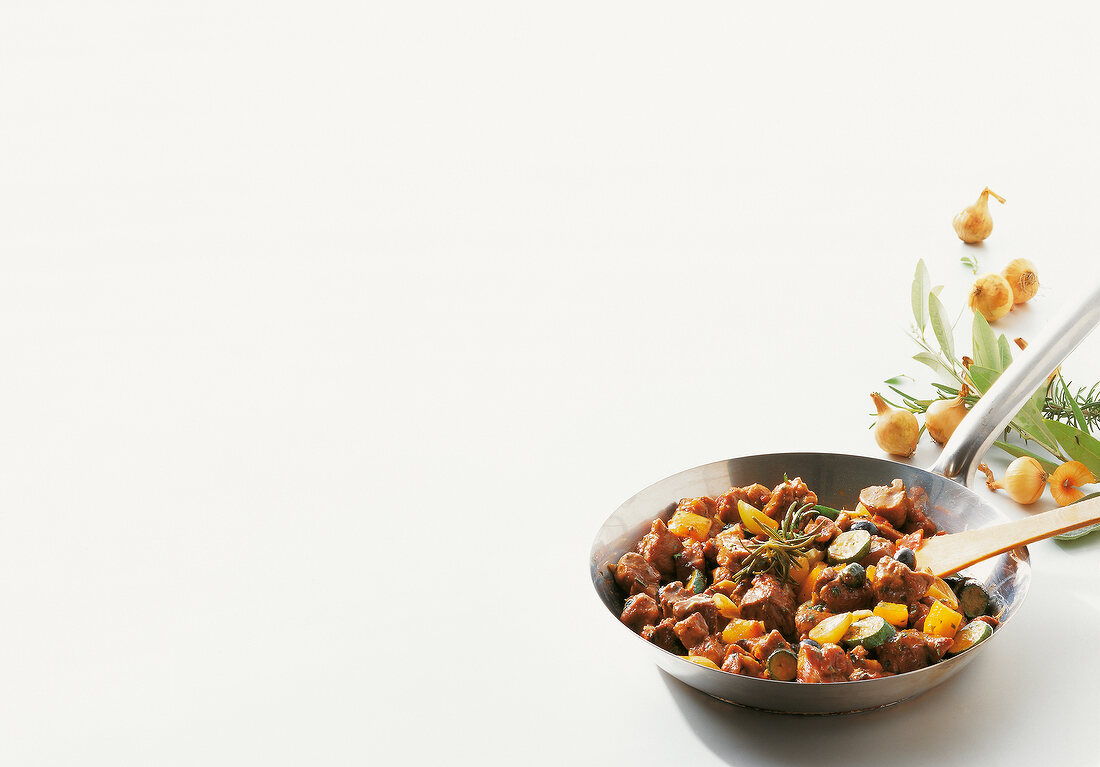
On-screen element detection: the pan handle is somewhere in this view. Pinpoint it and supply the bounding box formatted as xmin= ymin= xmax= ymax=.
xmin=931 ymin=280 xmax=1100 ymax=486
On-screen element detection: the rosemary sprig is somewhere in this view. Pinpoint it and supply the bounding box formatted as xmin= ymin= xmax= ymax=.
xmin=732 ymin=503 xmax=825 ymax=586
xmin=1044 ymin=380 xmax=1100 ymax=431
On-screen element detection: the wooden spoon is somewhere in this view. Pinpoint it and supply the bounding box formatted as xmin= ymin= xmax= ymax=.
xmin=916 ymin=494 xmax=1100 ymax=577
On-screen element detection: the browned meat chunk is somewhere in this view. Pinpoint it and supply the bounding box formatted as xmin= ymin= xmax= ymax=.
xmin=908 ymin=600 xmax=931 ymax=631
xmin=715 ymin=484 xmax=771 ymax=524
xmin=637 ymin=519 xmax=684 ymax=579
xmin=642 ymin=618 xmax=684 ymax=655
xmin=675 ymin=539 xmax=707 ymax=582
xmin=874 ymin=557 xmax=934 ymax=606
xmin=722 ymin=645 xmax=765 ymax=677
xmin=859 ymin=536 xmax=896 ymax=567
xmin=740 ymin=573 xmax=796 ymax=638
xmin=614 ymin=552 xmax=660 ymax=598
xmin=859 ymin=479 xmax=909 ymax=528
xmin=876 ymin=630 xmax=953 ymax=674
xmin=811 ymin=517 xmax=840 ymax=545
xmin=676 ymin=496 xmax=719 ymax=530
xmin=795 ymin=602 xmax=833 ymax=636
xmin=902 ymin=487 xmax=939 ymax=535
xmin=715 ymin=529 xmax=750 ymax=572
xmin=620 ymin=593 xmax=660 ymax=631
xmin=671 ymin=594 xmax=720 ymax=633
xmin=763 ymin=477 xmax=818 ymax=521
xmin=744 ymin=630 xmax=791 ymax=663
xmin=848 ymin=645 xmax=890 ymax=679
xmin=672 ymin=612 xmax=711 ymax=649
xmin=687 ymin=635 xmax=726 ymax=665
xmin=797 ymin=643 xmax=853 ymax=683
xmin=815 ymin=572 xmax=874 ymax=613
xmin=657 ymin=582 xmax=695 ymax=620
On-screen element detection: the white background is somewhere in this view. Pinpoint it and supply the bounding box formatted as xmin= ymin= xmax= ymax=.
xmin=3 ymin=2 xmax=1100 ymax=765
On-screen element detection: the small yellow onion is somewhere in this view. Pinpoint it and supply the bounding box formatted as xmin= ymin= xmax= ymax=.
xmin=968 ymin=273 xmax=1014 ymax=323
xmin=1050 ymin=461 xmax=1097 ymax=506
xmin=979 ymin=457 xmax=1047 ymax=504
xmin=925 ymin=389 xmax=969 ymax=445
xmin=870 ymin=393 xmax=919 ymax=457
xmin=1002 ymin=258 xmax=1039 ymax=305
xmin=953 ymin=187 xmax=1005 ymax=243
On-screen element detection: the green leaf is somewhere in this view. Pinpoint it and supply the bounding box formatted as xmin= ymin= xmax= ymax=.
xmin=883 ymin=375 xmax=912 ymax=385
xmin=1013 ymin=401 xmax=1062 ymax=455
xmin=1043 ymin=419 xmax=1100 ymax=477
xmin=928 ymin=292 xmax=955 ymax=361
xmin=966 ymin=365 xmax=1001 ymax=394
xmin=913 ymin=352 xmax=953 ymax=378
xmin=960 ymin=254 xmax=978 ymax=274
xmin=971 ymin=311 xmax=999 ymax=372
xmin=993 ymin=440 xmax=1059 ymax=474
xmin=997 ymin=334 xmax=1013 ymax=371
xmin=1059 ymin=374 xmax=1089 ymax=431
xmin=912 ymin=260 xmax=931 ymax=331
xmin=930 ymin=285 xmax=943 ymax=298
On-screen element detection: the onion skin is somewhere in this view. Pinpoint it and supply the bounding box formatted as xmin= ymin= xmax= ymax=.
xmin=1002 ymin=258 xmax=1039 ymax=305
xmin=982 ymin=457 xmax=1047 ymax=505
xmin=968 ymin=273 xmax=1014 ymax=323
xmin=1050 ymin=461 xmax=1097 ymax=506
xmin=925 ymin=395 xmax=967 ymax=445
xmin=953 ymin=187 xmax=1005 ymax=243
xmin=870 ymin=393 xmax=919 ymax=457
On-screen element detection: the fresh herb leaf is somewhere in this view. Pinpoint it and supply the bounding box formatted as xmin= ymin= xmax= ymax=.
xmin=912 ymin=259 xmax=931 ymax=331
xmin=972 ymin=311 xmax=999 ymax=372
xmin=993 ymin=440 xmax=1059 ymax=474
xmin=960 ymin=254 xmax=978 ymax=274
xmin=913 ymin=351 xmax=953 ymax=378
xmin=998 ymin=334 xmax=1013 ymax=371
xmin=1044 ymin=419 xmax=1100 ymax=477
xmin=928 ymin=292 xmax=955 ymax=361
xmin=1059 ymin=374 xmax=1089 ymax=431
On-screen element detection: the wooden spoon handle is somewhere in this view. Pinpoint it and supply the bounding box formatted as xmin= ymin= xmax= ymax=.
xmin=916 ymin=495 xmax=1100 ymax=577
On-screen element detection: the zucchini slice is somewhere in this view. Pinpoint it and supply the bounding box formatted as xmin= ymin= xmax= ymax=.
xmin=827 ymin=529 xmax=872 ymax=565
xmin=948 ymin=620 xmax=993 ymax=655
xmin=766 ymin=648 xmax=798 ymax=681
xmin=842 ymin=615 xmax=896 ymax=650
xmin=957 ymin=580 xmax=990 ymax=619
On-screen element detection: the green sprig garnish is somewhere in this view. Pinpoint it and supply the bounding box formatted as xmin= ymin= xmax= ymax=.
xmin=732 ymin=502 xmax=826 ymax=586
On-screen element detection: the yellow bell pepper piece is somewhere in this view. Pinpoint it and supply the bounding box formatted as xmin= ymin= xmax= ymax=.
xmin=711 ymin=579 xmax=739 ymax=596
xmin=712 ymin=593 xmax=740 ymax=619
xmin=799 ymin=561 xmax=829 ymax=604
xmin=850 ymin=503 xmax=872 ymax=518
xmin=925 ymin=576 xmax=960 ymax=610
xmin=852 ymin=609 xmax=874 ymax=620
xmin=687 ymin=656 xmax=721 ymax=670
xmin=721 ymin=619 xmax=765 ymax=644
xmin=866 ymin=565 xmax=876 ymax=584
xmin=808 ymin=612 xmax=854 ymax=645
xmin=668 ymin=510 xmax=712 ymax=541
xmin=738 ymin=500 xmax=778 ymax=537
xmin=924 ymin=600 xmax=963 ymax=638
xmin=873 ymin=601 xmax=909 ymax=628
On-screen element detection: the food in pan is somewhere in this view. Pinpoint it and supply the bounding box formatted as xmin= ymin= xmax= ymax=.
xmin=613 ymin=477 xmax=996 ymax=682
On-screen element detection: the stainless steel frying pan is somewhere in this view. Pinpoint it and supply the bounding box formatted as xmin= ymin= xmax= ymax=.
xmin=590 ymin=282 xmax=1100 ymax=714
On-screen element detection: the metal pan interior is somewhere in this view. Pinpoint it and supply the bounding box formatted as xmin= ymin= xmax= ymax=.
xmin=590 ymin=452 xmax=1030 ymax=715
